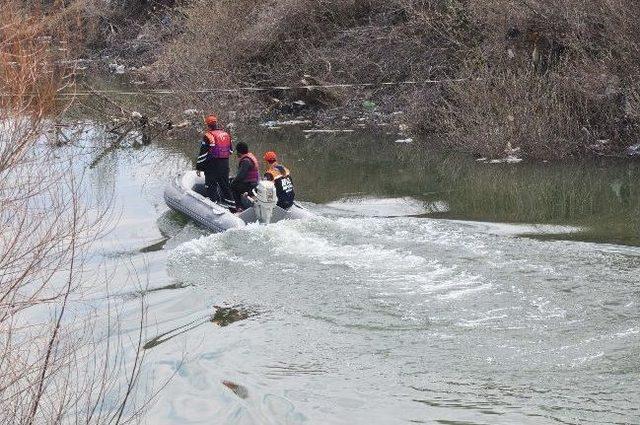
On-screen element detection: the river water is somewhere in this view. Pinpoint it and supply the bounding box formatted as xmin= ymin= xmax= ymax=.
xmin=70 ymin=121 xmax=639 ymax=424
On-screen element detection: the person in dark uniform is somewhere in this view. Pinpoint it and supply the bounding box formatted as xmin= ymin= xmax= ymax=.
xmin=196 ymin=114 xmax=234 ymax=203
xmin=230 ymin=142 xmax=259 ymax=211
xmin=263 ymin=151 xmax=295 ymax=209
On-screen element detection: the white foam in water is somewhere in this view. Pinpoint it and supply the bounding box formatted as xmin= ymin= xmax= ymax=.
xmin=323 ymin=196 xmax=448 ymax=217
xmin=173 ymin=218 xmax=428 ymax=276
xmin=438 ymin=281 xmax=494 ymax=300
xmin=169 ymin=216 xmax=487 ymax=305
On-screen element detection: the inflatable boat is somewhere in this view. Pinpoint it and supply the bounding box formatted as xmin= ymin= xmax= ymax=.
xmin=164 ymin=171 xmax=314 ymax=233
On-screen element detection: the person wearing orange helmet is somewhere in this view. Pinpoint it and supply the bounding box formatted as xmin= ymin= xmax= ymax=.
xmin=263 ymin=151 xmax=295 ymax=209
xmin=196 ymin=114 xmax=234 ymax=203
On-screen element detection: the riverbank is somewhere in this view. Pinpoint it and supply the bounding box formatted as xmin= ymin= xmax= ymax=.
xmin=75 ymin=0 xmax=640 ymax=161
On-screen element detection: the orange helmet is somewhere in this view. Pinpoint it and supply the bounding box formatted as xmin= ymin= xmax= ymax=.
xmin=205 ymin=114 xmax=218 ymax=127
xmin=263 ymin=151 xmax=277 ymax=163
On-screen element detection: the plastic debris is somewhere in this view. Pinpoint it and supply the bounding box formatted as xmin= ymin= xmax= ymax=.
xmin=488 ymin=155 xmax=523 ymax=164
xmin=108 ymin=63 xmax=126 ymax=74
xmin=362 ymin=100 xmax=377 ymax=111
xmin=504 ymin=141 xmax=521 ymax=156
xmin=302 ymin=129 xmax=355 ymax=134
xmin=626 ymin=143 xmax=640 ymax=157
xmin=261 ymin=120 xmax=312 ymax=127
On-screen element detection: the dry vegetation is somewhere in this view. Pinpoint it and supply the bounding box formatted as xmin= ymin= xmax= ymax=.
xmin=13 ymin=1 xmax=640 ymax=160
xmin=1 ymin=2 xmax=148 ymax=423
xmin=129 ymin=0 xmax=639 ymax=159
xmin=431 ymin=1 xmax=640 ymax=159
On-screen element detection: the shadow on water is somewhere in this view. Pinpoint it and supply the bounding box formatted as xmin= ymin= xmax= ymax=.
xmin=429 ymin=156 xmax=640 ymax=246
xmin=143 ymin=317 xmax=207 ymax=350
xmin=156 ymin=210 xmax=191 ymax=237
xmin=139 ymin=237 xmax=170 ymax=253
xmin=143 ymin=305 xmax=254 ymax=350
xmin=127 ymin=282 xmax=192 ymax=299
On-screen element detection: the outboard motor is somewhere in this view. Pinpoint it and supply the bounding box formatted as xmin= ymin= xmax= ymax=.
xmin=253 ymin=180 xmax=278 ymax=224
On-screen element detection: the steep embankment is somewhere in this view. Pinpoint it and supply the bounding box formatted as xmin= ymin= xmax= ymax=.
xmin=86 ymin=1 xmax=640 ymax=160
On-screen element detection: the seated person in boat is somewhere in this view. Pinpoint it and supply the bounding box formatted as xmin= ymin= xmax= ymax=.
xmin=195 ymin=114 xmax=234 ymax=203
xmin=231 ymin=142 xmax=260 ymax=210
xmin=263 ymin=151 xmax=295 ymax=209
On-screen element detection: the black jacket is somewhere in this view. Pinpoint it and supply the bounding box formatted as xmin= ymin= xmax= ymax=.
xmin=231 ymin=157 xmax=254 ymax=185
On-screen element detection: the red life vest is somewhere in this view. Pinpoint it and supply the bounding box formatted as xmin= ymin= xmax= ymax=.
xmin=204 ymin=130 xmax=232 ymax=159
xmin=239 ymin=153 xmax=259 ymax=184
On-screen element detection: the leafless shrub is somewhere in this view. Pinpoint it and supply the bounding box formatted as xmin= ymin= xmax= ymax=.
xmin=1 ymin=3 xmax=152 ymax=423
xmin=419 ymin=69 xmax=585 ymax=159
xmin=407 ymin=0 xmax=640 ymax=158
xmin=145 ymin=0 xmax=470 ymax=122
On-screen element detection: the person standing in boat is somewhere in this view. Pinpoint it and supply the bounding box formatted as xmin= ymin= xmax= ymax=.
xmin=230 ymin=142 xmax=260 ymax=211
xmin=196 ymin=114 xmax=234 ymax=203
xmin=263 ymin=151 xmax=295 ymax=209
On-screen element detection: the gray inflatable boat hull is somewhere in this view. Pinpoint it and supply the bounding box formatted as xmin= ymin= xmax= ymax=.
xmin=164 ymin=171 xmax=314 ymax=233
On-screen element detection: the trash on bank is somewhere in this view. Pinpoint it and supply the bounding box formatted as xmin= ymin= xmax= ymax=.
xmin=588 ymin=139 xmax=610 ymax=153
xmin=362 ymin=100 xmax=377 ymax=111
xmin=626 ymin=143 xmax=640 ymax=158
xmin=303 ymin=129 xmax=355 ymax=134
xmin=261 ymin=119 xmax=313 ymax=127
xmin=394 ymin=138 xmax=413 ymax=144
xmin=490 ymin=156 xmax=523 ymax=164
xmin=476 ymin=155 xmax=523 ymax=164
xmin=108 ymin=62 xmax=126 ymax=74
xmin=172 ymin=120 xmax=191 ymax=129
